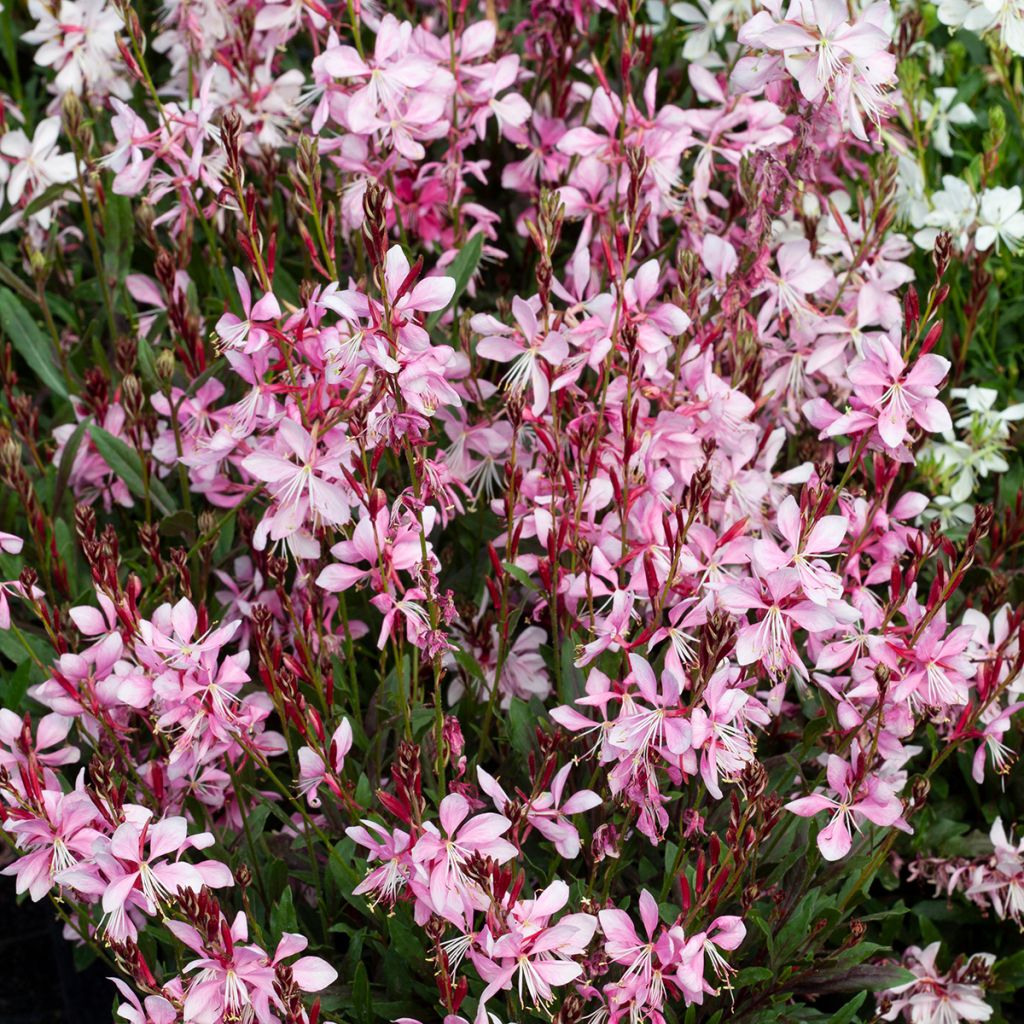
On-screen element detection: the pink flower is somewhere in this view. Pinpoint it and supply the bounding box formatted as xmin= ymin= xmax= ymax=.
xmin=169 ymin=910 xmax=336 ymax=1024
xmin=137 ymin=598 xmax=240 ymax=670
xmin=473 ymin=297 xmax=569 ymax=417
xmin=410 ymin=793 xmax=515 ymax=917
xmin=346 ymin=819 xmax=412 ymax=906
xmin=752 ymin=495 xmax=848 ymax=605
xmin=215 ymin=268 xmax=282 ymax=354
xmin=297 ymin=719 xmax=353 ymax=807
xmin=475 ymin=881 xmax=595 ymax=1010
xmin=242 ymin=417 xmax=353 ymax=554
xmin=840 ymin=336 xmax=952 ymax=449
xmin=1 ymin=788 xmax=102 ymax=901
xmin=785 ymin=754 xmax=906 ymax=860
xmin=720 ymin=571 xmax=837 ymax=678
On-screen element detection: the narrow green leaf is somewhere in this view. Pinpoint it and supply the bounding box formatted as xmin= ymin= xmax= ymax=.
xmin=426 ymin=232 xmax=483 ymax=331
xmin=827 ymin=991 xmax=867 ymax=1024
xmin=53 ymin=417 xmax=92 ymax=513
xmin=103 ymin=193 xmax=134 ymax=281
xmin=88 ymin=425 xmax=176 ymax=515
xmin=0 ymin=287 xmax=69 ymax=399
xmin=0 ymin=659 xmax=33 ymax=713
xmin=352 ymin=961 xmax=372 ymax=1024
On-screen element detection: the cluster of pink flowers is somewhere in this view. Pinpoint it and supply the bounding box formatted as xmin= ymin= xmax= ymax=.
xmin=0 ymin=0 xmax=1021 ymax=1022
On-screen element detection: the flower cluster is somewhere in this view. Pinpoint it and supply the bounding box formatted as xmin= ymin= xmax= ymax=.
xmin=0 ymin=1 xmax=1022 ymax=1023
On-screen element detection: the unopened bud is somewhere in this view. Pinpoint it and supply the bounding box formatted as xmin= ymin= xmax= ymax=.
xmin=155 ymin=349 xmax=175 ymax=383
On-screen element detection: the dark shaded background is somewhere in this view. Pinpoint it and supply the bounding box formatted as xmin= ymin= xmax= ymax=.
xmin=0 ymin=887 xmax=112 ymax=1024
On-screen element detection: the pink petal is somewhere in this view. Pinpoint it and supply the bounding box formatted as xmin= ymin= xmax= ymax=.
xmin=291 ymin=956 xmax=338 ymax=991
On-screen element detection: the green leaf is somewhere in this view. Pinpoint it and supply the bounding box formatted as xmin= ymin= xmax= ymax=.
xmin=136 ymin=335 xmax=160 ymax=389
xmin=352 ymin=961 xmax=372 ymax=1024
xmin=426 ymin=232 xmax=483 ymax=332
xmin=53 ymin=417 xmax=92 ymax=513
xmin=159 ymin=510 xmax=198 ymax=540
xmin=507 ymin=697 xmax=535 ymax=756
xmin=501 ymin=561 xmax=539 ymax=592
xmin=0 ymin=659 xmax=33 ymax=713
xmin=103 ymin=194 xmax=135 ymax=281
xmin=0 ymin=287 xmax=69 ymax=399
xmin=88 ymin=425 xmax=176 ymax=515
xmin=23 ymin=182 xmax=73 ymax=219
xmin=996 ymin=948 xmax=1024 ymax=989
xmin=827 ymin=991 xmax=867 ymax=1024
xmin=452 ymin=644 xmax=486 ymax=682
xmin=734 ymin=966 xmax=774 ymax=988
xmin=795 ymin=965 xmax=917 ymax=994
xmin=270 ymin=885 xmax=297 ymax=939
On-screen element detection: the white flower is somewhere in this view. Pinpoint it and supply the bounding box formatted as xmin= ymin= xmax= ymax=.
xmin=982 ymin=0 xmax=1024 ymax=53
xmin=922 ymin=494 xmax=977 ymax=530
xmin=0 ymin=118 xmax=77 ymax=222
xmin=913 ymin=175 xmax=978 ymax=251
xmin=919 ymin=87 xmax=974 ymax=157
xmin=938 ymin=0 xmax=1024 ymax=55
xmin=922 ymin=388 xmax=1024 ymax=502
xmin=896 ymin=152 xmax=929 ymax=227
xmin=670 ymin=0 xmax=749 ymax=62
xmin=976 ymin=185 xmax=1024 ymax=252
xmin=937 ymin=0 xmax=998 ymax=33
xmin=22 ymin=0 xmax=126 ymax=98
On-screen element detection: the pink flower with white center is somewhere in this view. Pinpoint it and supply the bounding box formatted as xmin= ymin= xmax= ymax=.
xmin=967 ymin=818 xmax=1024 ymax=926
xmin=879 ymin=943 xmax=994 ymax=1024
xmin=316 ymin=506 xmax=433 ymax=594
xmin=296 ymin=718 xmax=353 ymax=807
xmin=466 ymin=55 xmax=532 ymax=137
xmin=677 ymin=916 xmax=746 ymax=997
xmin=376 ymin=244 xmax=457 ymax=349
xmin=690 ymin=667 xmax=766 ymax=799
xmin=169 ymin=911 xmax=336 ymax=1024
xmin=893 ymin=615 xmax=976 ymax=712
xmin=1 ymin=788 xmax=102 ymax=901
xmin=474 ymin=882 xmax=595 ymax=1011
xmin=478 ymin=624 xmax=552 ymax=706
xmin=62 ymin=810 xmax=233 ymax=942
xmin=575 ymin=589 xmax=637 ymax=667
xmin=743 ymin=0 xmax=891 ymax=104
xmin=110 ymin=978 xmax=178 ymax=1024
xmin=410 ymin=793 xmax=516 ymax=918
xmin=608 ymin=653 xmax=692 ymax=762
xmin=841 ymin=335 xmax=953 ymax=450
xmin=346 ymin=819 xmax=412 ymax=907
xmin=101 ymin=98 xmax=158 ymax=197
xmin=752 ymin=495 xmax=848 ymax=605
xmin=756 ymin=239 xmax=833 ymax=323
xmin=370 ymin=588 xmax=436 ymax=650
xmin=316 ymin=15 xmax=446 ymax=134
xmin=243 ymin=418 xmax=353 ymax=551
xmin=600 ymin=889 xmax=682 ymax=1016
xmin=720 ymin=571 xmax=837 ymax=678
xmin=137 ymin=597 xmax=240 ymax=670
xmin=588 ymin=260 xmax=692 ymax=362
xmin=215 ymin=268 xmax=282 ymax=354
xmin=785 ymin=754 xmax=906 ymax=860
xmin=473 ymin=297 xmax=568 ymax=417
xmin=397 ymin=345 xmax=463 ymax=416
xmin=970 ymin=701 xmax=1024 ymax=784
xmin=477 ymin=764 xmax=601 ymax=859
xmin=0 ymin=710 xmax=79 ymax=778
